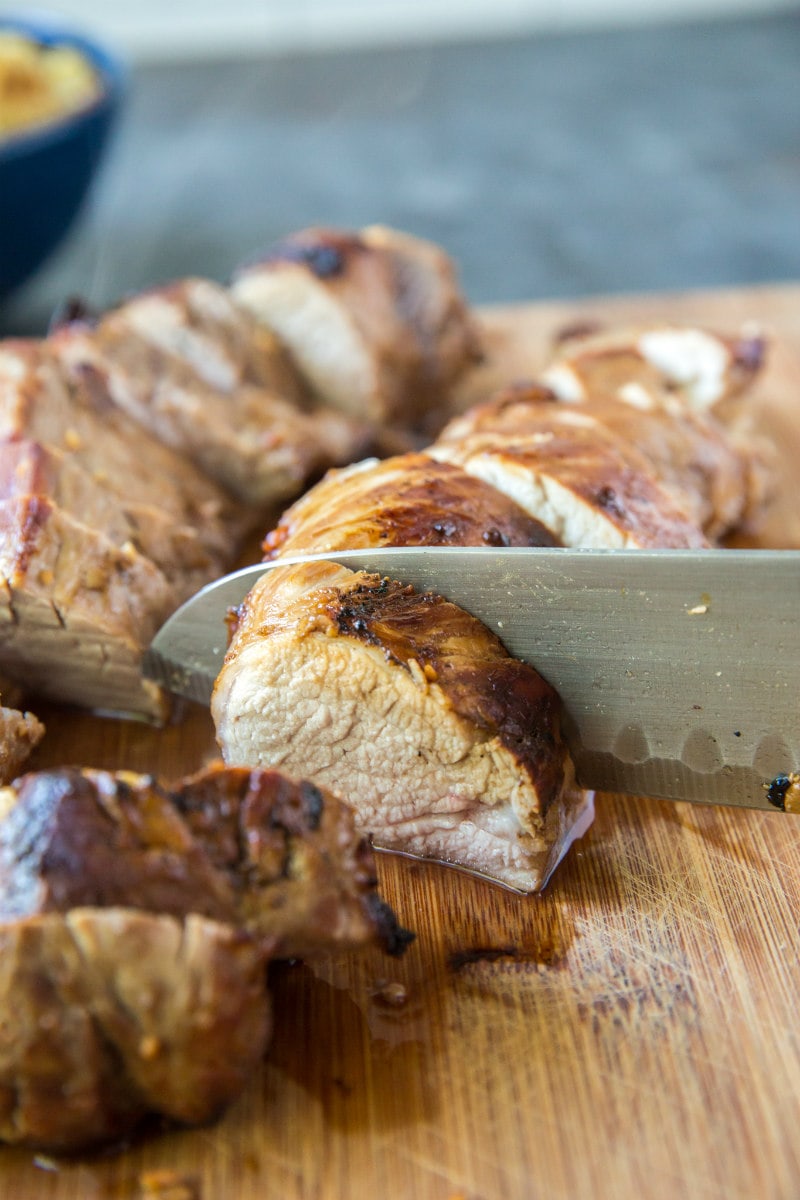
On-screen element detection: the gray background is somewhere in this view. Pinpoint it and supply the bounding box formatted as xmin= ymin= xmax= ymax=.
xmin=2 ymin=11 xmax=799 ymax=335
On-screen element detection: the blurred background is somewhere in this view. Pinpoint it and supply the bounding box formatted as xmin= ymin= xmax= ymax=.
xmin=1 ymin=0 xmax=799 ymax=333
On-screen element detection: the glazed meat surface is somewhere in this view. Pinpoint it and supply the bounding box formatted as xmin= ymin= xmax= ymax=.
xmin=436 ymin=382 xmax=757 ymax=541
xmin=0 ymin=763 xmax=410 ymax=1150
xmin=263 ymin=452 xmax=560 ymax=559
xmin=0 ymin=764 xmax=409 ymax=958
xmin=213 ymin=561 xmax=591 ymax=893
xmin=544 ymin=321 xmax=766 ymax=414
xmin=430 ymin=401 xmax=709 ymax=549
xmin=232 ymin=225 xmax=482 ymax=430
xmin=213 ymin=318 xmax=771 ymax=894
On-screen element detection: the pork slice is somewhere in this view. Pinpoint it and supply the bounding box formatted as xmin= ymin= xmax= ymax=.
xmin=263 ymin=452 xmax=560 ymax=559
xmin=0 ymin=759 xmax=412 ymax=1149
xmin=0 ymin=340 xmax=241 ymax=562
xmin=213 ymin=561 xmax=593 ymax=894
xmin=0 ymin=495 xmax=174 ymax=718
xmin=430 ymin=406 xmax=708 ymax=549
xmin=232 ymin=225 xmax=482 ymax=429
xmin=438 ymin=383 xmax=754 ymax=541
xmin=0 ymin=439 xmax=221 ymax=600
xmin=119 ymin=277 xmax=312 ymax=401
xmin=0 ymin=705 xmax=43 ymax=785
xmin=0 ymin=764 xmax=411 ymax=959
xmin=54 ymin=307 xmax=372 ymax=507
xmin=0 ymin=910 xmax=271 ymax=1150
xmin=546 ymin=321 xmax=766 ymax=414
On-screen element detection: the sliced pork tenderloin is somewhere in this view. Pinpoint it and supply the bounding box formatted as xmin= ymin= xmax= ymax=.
xmin=0 ymin=763 xmax=410 ymax=1150
xmin=232 ymin=225 xmax=482 ymax=431
xmin=263 ymin=451 xmax=560 ymax=559
xmin=540 ymin=324 xmax=773 ymax=535
xmin=52 ymin=282 xmax=375 ymax=505
xmin=113 ymin=276 xmax=312 ymax=402
xmin=0 ymin=340 xmax=239 ymax=570
xmin=438 ymin=383 xmax=755 ymax=541
xmin=0 ymin=704 xmax=43 ymax=784
xmin=430 ymin=402 xmax=708 ymax=549
xmin=0 ymin=910 xmax=271 ymax=1151
xmin=0 ymin=764 xmax=411 ymax=959
xmin=0 ymin=495 xmax=175 ymax=719
xmin=545 ymin=321 xmax=766 ymax=415
xmin=0 ymin=439 xmax=216 ymax=601
xmin=213 ymin=560 xmax=592 ymax=894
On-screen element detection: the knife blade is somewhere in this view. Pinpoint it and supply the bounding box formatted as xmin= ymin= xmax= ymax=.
xmin=143 ymin=546 xmax=800 ymax=812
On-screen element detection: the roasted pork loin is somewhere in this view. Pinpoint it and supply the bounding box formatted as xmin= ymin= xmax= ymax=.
xmin=214 ymin=319 xmax=769 ymax=893
xmin=0 ymin=339 xmax=239 ymax=567
xmin=537 ymin=324 xmax=773 ymax=537
xmin=52 ymin=279 xmax=375 ymax=506
xmin=263 ymin=452 xmax=560 ymax=558
xmin=545 ymin=321 xmax=765 ymax=415
xmin=213 ymin=561 xmax=591 ymax=893
xmin=0 ymin=229 xmax=479 ymax=717
xmin=0 ymin=763 xmax=410 ymax=1150
xmin=232 ymin=225 xmax=483 ymax=430
xmin=0 ymin=495 xmax=176 ymax=719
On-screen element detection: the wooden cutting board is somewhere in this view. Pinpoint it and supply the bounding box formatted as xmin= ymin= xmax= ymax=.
xmin=5 ymin=285 xmax=800 ymax=1200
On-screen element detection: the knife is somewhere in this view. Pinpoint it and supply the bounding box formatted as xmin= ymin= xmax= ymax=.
xmin=144 ymin=546 xmax=800 ymax=812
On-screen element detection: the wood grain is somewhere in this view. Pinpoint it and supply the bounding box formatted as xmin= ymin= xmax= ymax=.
xmin=4 ymin=285 xmax=800 ymax=1200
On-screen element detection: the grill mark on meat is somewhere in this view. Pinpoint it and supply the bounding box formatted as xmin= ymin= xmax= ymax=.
xmin=732 ymin=334 xmax=766 ymax=374
xmin=595 ymin=484 xmax=625 ymax=518
xmin=263 ymin=453 xmax=560 ymax=560
xmin=48 ymin=295 xmax=98 ymax=335
xmin=259 ymin=233 xmax=351 ymax=279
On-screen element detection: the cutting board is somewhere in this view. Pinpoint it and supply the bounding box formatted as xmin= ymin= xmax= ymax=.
xmin=5 ymin=285 xmax=800 ymax=1200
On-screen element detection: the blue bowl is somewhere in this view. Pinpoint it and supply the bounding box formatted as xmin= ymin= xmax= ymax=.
xmin=0 ymin=14 xmax=126 ymax=298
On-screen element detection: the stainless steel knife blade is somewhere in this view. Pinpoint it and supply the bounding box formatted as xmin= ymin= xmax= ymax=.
xmin=143 ymin=546 xmax=800 ymax=811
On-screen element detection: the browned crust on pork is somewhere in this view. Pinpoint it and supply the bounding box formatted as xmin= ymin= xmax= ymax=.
xmin=438 ymin=382 xmax=752 ymax=539
xmin=0 ymin=764 xmax=411 ymax=959
xmin=0 ymin=760 xmax=412 ymax=1149
xmin=433 ymin=400 xmax=709 ymax=548
xmin=0 ymin=910 xmax=271 ymax=1150
xmin=549 ymin=321 xmax=767 ymax=408
xmin=234 ymin=225 xmax=482 ymax=429
xmin=263 ymin=452 xmax=560 ymax=559
xmin=0 ymin=706 xmax=44 ymax=785
xmin=227 ymin=562 xmax=567 ymax=822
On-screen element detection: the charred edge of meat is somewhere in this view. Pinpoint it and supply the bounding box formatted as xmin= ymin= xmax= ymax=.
xmin=553 ymin=319 xmax=606 ymax=345
xmin=764 ymin=772 xmax=800 ymax=812
xmin=0 ymin=768 xmax=233 ymax=922
xmin=296 ymin=572 xmax=566 ymax=814
xmin=47 ymin=295 xmax=98 ymax=335
xmin=362 ymin=891 xmax=415 ymax=957
xmin=732 ymin=334 xmax=766 ymax=376
xmin=235 ymin=231 xmax=365 ymax=281
xmin=595 ymin=484 xmax=626 ymax=518
xmin=495 ymin=381 xmax=560 ymax=406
